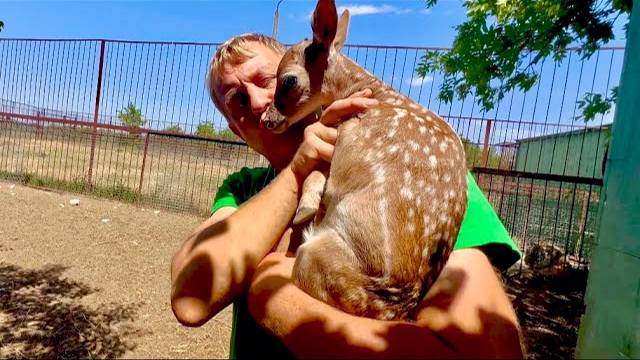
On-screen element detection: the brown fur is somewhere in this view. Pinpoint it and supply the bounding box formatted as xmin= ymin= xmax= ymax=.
xmin=270 ymin=0 xmax=468 ymax=320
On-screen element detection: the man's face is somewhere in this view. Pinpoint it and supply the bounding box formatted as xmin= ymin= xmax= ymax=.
xmin=214 ymin=42 xmax=304 ymax=170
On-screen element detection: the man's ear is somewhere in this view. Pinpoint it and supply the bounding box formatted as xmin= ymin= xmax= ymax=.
xmin=333 ymin=9 xmax=350 ymax=52
xmin=311 ymin=0 xmax=338 ymax=50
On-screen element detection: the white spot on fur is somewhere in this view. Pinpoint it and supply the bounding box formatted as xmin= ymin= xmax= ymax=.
xmin=400 ymin=187 xmax=414 ymax=200
xmin=449 ymin=189 xmax=456 ymax=199
xmin=416 ymin=197 xmax=422 ymax=207
xmin=409 ymin=141 xmax=419 ymax=151
xmin=419 ymin=126 xmax=426 ymax=134
xmin=454 ymin=202 xmax=462 ymax=214
xmin=388 ymin=128 xmax=397 ymax=138
xmin=439 ymin=141 xmax=448 ymax=152
xmin=403 ymin=152 xmax=411 ymax=164
xmin=407 ymin=223 xmax=416 ymax=233
xmin=421 ymin=246 xmax=430 ymax=259
xmin=422 ymin=146 xmax=431 ymax=155
xmin=428 ymin=155 xmax=437 ymax=168
xmin=443 ymin=174 xmax=451 ymax=183
xmin=408 ymin=207 xmax=415 ymax=218
xmin=363 ymin=128 xmax=371 ymax=139
xmin=374 ymin=165 xmax=386 ymax=184
xmin=388 ymin=145 xmax=399 ymax=154
xmin=404 ymin=170 xmax=411 ymax=182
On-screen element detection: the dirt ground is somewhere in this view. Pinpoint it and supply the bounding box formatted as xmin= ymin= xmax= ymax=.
xmin=0 ymin=180 xmax=232 ymax=358
xmin=0 ymin=180 xmax=587 ymax=359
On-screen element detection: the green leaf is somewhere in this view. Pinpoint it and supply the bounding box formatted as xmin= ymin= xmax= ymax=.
xmin=416 ymin=0 xmax=628 ymax=113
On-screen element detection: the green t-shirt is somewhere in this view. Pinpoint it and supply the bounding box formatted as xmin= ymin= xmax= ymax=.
xmin=212 ymin=166 xmax=521 ymax=359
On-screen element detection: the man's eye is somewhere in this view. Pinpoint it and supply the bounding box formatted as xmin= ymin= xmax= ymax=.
xmin=236 ymin=92 xmax=249 ymax=107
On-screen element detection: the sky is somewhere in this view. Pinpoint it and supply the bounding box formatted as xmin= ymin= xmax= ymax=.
xmin=1 ymin=0 xmax=470 ymax=47
xmin=0 ymin=0 xmax=630 ymax=148
xmin=0 ymin=0 xmax=629 ymax=47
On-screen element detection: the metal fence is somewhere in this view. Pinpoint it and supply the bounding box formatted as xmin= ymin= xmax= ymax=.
xmin=0 ymin=38 xmax=625 ymax=267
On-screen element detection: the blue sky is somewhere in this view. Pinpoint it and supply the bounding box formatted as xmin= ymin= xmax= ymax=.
xmin=1 ymin=0 xmax=469 ymax=47
xmin=1 ymin=0 xmax=628 ymax=47
xmin=0 ymin=1 xmax=629 ymax=148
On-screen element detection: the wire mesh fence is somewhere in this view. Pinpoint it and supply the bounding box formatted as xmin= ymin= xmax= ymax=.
xmin=0 ymin=38 xmax=624 ymax=268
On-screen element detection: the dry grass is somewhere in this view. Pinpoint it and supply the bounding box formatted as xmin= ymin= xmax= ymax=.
xmin=0 ymin=123 xmax=268 ymax=215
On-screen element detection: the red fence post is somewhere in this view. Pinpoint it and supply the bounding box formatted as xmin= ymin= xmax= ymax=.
xmin=138 ymin=132 xmax=150 ymax=193
xmin=481 ymin=119 xmax=493 ymax=167
xmin=87 ymin=40 xmax=106 ymax=189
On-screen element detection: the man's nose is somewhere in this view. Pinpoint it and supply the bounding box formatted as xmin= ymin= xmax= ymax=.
xmin=246 ymin=84 xmax=272 ymax=116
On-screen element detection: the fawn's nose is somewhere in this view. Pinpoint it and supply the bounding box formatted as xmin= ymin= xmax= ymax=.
xmin=281 ymin=75 xmax=298 ymax=93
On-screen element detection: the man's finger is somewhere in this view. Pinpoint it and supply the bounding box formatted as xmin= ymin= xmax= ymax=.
xmin=320 ymin=97 xmax=379 ymax=126
xmin=313 ymin=125 xmax=338 ymax=143
xmin=309 ymin=134 xmax=335 ymax=162
xmin=348 ymin=88 xmax=373 ymax=99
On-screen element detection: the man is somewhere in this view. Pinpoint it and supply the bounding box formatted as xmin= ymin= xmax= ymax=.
xmin=171 ymin=33 xmax=523 ymax=359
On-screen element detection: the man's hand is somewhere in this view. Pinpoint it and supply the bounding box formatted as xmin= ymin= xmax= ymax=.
xmin=288 ymin=89 xmax=378 ymax=181
xmin=248 ymin=250 xmax=524 ymax=359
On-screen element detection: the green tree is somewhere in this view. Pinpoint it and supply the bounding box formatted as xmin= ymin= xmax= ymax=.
xmin=117 ymin=103 xmax=145 ymax=128
xmin=195 ymin=121 xmax=239 ymax=141
xmin=164 ymin=125 xmax=184 ymax=134
xmin=461 ymin=138 xmax=505 ymax=169
xmin=195 ymin=121 xmax=216 ymax=138
xmin=216 ymin=128 xmax=239 ymax=141
xmin=1 ymin=21 xmax=4 ymax=32
xmin=417 ymin=0 xmax=632 ymax=122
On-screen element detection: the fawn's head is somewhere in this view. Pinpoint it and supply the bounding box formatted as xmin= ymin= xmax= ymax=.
xmin=266 ymin=0 xmax=351 ymax=133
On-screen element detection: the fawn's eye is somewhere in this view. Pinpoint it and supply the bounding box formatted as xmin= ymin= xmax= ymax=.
xmin=281 ymin=75 xmax=298 ymax=92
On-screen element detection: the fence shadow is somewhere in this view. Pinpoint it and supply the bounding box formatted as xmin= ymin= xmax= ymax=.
xmin=0 ymin=263 xmax=142 ymax=358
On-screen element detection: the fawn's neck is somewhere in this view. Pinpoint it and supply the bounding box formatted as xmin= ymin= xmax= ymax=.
xmin=324 ymin=54 xmax=393 ymax=104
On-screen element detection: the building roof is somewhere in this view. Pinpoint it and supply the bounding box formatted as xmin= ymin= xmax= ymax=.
xmin=515 ymin=123 xmax=612 ymax=144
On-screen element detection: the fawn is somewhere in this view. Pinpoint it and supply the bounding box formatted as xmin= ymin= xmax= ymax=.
xmin=265 ymin=0 xmax=468 ymax=320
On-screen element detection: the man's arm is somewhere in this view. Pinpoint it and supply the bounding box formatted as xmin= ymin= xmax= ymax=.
xmin=248 ymin=249 xmax=524 ymax=359
xmin=170 ymin=92 xmax=378 ymax=327
xmin=171 ymin=166 xmax=302 ymax=326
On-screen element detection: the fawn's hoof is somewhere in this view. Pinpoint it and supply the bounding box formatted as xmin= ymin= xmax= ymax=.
xmin=293 ymin=206 xmax=317 ymax=225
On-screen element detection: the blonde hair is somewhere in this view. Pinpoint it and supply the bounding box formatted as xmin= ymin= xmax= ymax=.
xmin=207 ymin=33 xmax=286 ymax=120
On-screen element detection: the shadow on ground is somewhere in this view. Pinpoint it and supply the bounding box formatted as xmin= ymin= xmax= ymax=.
xmin=0 ymin=263 xmax=144 ymax=358
xmin=505 ymin=267 xmax=588 ymax=360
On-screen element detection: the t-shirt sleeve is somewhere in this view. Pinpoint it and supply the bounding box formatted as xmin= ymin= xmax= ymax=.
xmin=454 ymin=172 xmax=522 ymax=270
xmin=210 ymin=167 xmax=274 ymax=215
xmin=210 ymin=171 xmax=243 ymax=214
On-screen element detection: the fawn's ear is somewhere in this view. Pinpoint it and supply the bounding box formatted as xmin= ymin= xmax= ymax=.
xmin=311 ymin=0 xmax=338 ymax=50
xmin=333 ymin=9 xmax=350 ymax=52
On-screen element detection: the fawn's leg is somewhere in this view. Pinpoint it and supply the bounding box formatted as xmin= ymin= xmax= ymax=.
xmin=293 ymin=170 xmax=327 ymax=225
xmin=292 ymin=227 xmax=371 ymax=316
